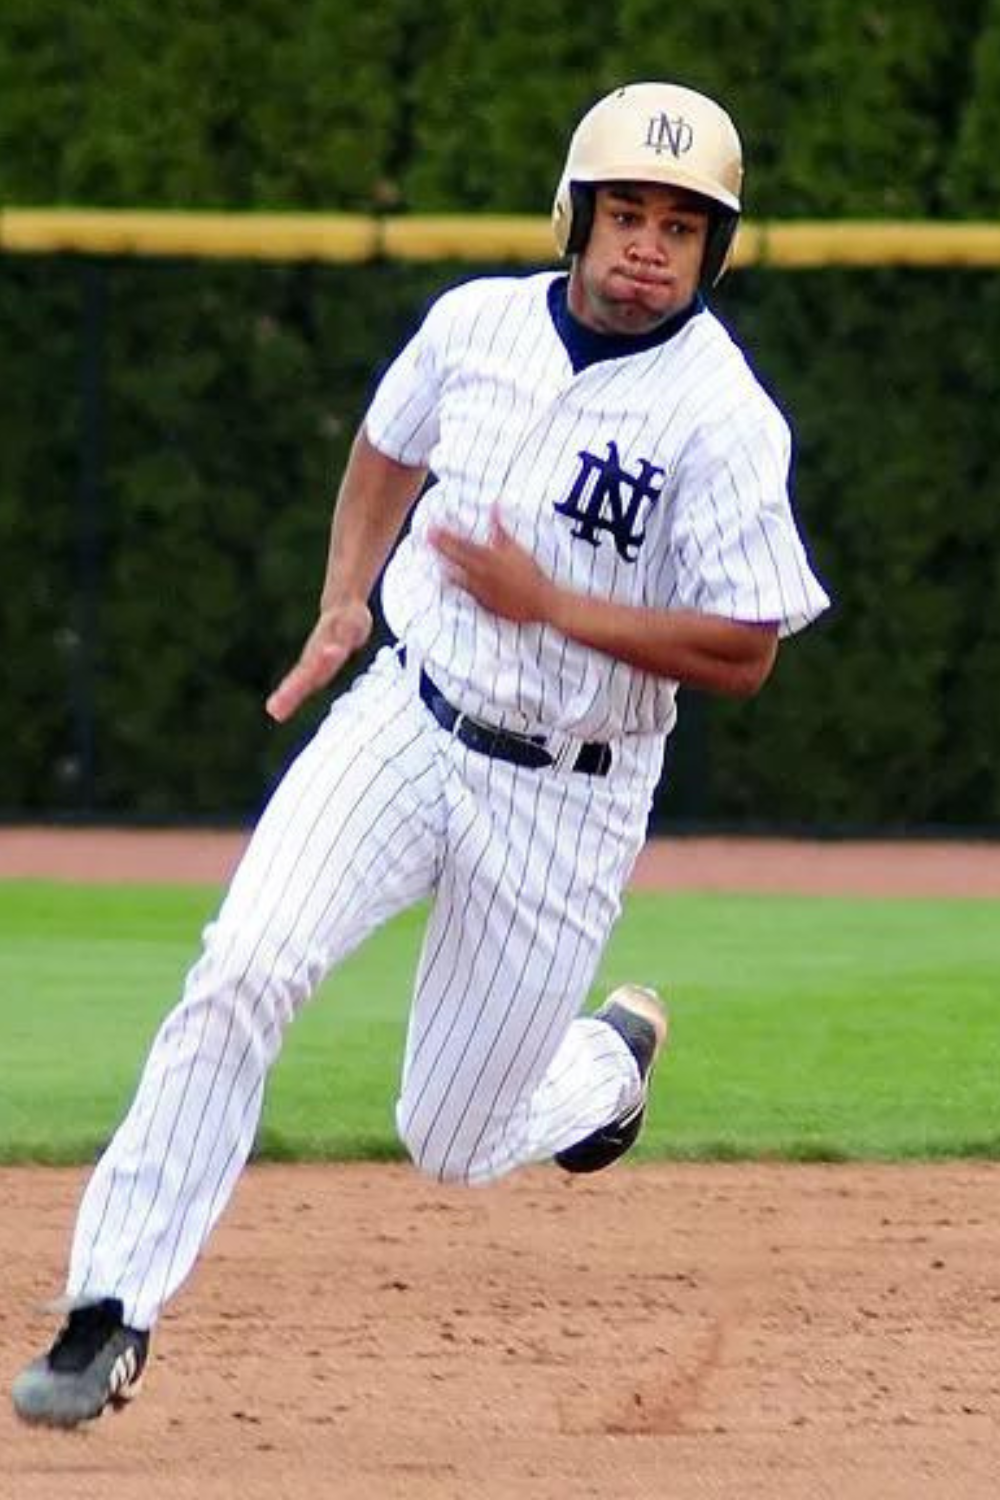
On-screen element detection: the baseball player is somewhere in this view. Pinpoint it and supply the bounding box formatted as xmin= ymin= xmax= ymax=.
xmin=13 ymin=80 xmax=829 ymax=1428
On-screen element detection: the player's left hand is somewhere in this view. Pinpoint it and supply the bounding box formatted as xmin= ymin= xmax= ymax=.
xmin=428 ymin=509 xmax=557 ymax=625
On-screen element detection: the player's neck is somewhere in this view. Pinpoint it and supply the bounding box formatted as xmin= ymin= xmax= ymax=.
xmin=549 ymin=276 xmax=702 ymax=373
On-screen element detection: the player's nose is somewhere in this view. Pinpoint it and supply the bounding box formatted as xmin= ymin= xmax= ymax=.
xmin=627 ymin=228 xmax=667 ymax=266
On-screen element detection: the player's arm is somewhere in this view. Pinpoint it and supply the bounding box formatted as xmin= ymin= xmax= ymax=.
xmin=546 ymin=593 xmax=777 ymax=695
xmin=428 ymin=511 xmax=777 ymax=697
xmin=266 ymin=428 xmax=428 ymax=722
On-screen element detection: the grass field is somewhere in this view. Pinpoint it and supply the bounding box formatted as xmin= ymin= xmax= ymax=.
xmin=0 ymin=879 xmax=997 ymax=1164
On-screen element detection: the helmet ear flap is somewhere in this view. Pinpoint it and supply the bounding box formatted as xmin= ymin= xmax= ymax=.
xmin=702 ymin=210 xmax=739 ymax=288
xmin=565 ymin=183 xmax=595 ymax=256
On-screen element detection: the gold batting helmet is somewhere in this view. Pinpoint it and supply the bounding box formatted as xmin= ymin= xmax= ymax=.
xmin=552 ymin=81 xmax=744 ymax=287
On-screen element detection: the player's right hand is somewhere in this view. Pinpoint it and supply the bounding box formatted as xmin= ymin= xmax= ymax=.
xmin=265 ymin=601 xmax=373 ymax=722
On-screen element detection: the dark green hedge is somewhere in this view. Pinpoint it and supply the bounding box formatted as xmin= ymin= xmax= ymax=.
xmin=3 ymin=1 xmax=1000 ymax=828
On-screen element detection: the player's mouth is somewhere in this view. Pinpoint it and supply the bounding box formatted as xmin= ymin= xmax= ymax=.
xmin=614 ymin=268 xmax=672 ymax=292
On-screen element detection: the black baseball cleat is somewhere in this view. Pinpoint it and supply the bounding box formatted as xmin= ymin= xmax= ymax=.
xmin=11 ymin=1296 xmax=149 ymax=1428
xmin=556 ymin=985 xmax=669 ymax=1174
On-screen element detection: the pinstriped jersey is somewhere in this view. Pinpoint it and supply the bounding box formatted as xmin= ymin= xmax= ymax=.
xmin=366 ymin=270 xmax=830 ymax=742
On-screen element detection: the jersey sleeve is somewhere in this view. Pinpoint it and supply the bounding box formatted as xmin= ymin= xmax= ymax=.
xmin=364 ymin=294 xmax=451 ymax=468
xmin=667 ymin=401 xmax=831 ymax=638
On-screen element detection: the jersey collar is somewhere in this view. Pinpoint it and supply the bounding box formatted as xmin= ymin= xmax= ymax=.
xmin=547 ymin=275 xmax=703 ymax=374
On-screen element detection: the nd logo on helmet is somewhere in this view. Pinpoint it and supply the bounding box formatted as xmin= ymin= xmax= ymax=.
xmin=644 ymin=114 xmax=694 ymax=158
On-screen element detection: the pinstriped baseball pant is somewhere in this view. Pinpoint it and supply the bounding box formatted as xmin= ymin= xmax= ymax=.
xmin=67 ymin=649 xmax=661 ymax=1329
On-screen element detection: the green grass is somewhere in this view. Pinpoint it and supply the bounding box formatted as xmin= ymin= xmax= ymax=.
xmin=0 ymin=880 xmax=996 ymax=1163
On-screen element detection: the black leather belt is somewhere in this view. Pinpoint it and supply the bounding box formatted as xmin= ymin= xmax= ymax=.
xmin=403 ymin=653 xmax=612 ymax=776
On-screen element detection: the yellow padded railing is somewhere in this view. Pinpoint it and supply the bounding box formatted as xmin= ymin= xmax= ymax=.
xmin=2 ymin=209 xmax=1000 ymax=267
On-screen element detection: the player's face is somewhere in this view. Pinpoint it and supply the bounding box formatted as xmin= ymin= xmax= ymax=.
xmin=568 ymin=183 xmax=710 ymax=335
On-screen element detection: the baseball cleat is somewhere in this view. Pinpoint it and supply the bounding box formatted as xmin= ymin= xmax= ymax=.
xmin=11 ymin=1296 xmax=149 ymax=1428
xmin=556 ymin=984 xmax=668 ymax=1174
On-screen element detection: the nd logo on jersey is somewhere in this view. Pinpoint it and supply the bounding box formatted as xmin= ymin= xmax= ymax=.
xmin=555 ymin=441 xmax=665 ymax=562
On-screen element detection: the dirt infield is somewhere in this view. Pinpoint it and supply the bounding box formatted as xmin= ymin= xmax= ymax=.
xmin=4 ymin=1162 xmax=1000 ymax=1500
xmin=2 ymin=829 xmax=999 ymax=1498
xmin=3 ymin=824 xmax=1000 ymax=896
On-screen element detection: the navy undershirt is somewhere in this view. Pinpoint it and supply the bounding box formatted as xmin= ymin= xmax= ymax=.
xmin=547 ymin=274 xmax=703 ymax=373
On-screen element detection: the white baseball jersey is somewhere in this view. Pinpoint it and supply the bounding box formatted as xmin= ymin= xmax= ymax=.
xmin=369 ymin=270 xmax=829 ymax=744
xmin=65 ymin=270 xmax=829 ymax=1331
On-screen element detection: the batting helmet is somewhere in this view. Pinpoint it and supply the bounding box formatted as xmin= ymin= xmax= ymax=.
xmin=552 ymin=82 xmax=744 ymax=288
